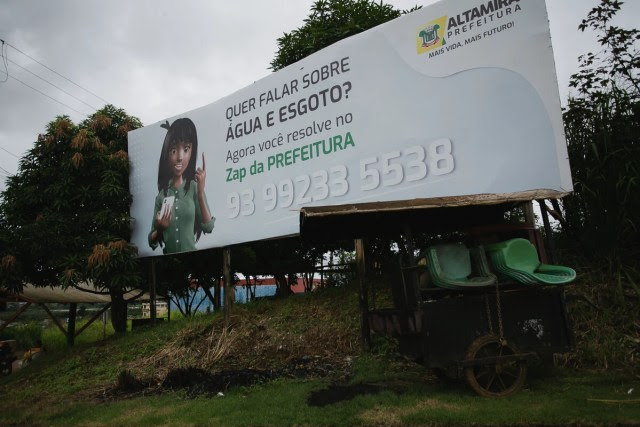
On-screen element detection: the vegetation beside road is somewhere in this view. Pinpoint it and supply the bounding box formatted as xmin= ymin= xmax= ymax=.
xmin=1 ymin=284 xmax=639 ymax=426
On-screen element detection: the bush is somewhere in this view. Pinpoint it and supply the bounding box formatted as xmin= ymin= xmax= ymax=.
xmin=0 ymin=322 xmax=42 ymax=349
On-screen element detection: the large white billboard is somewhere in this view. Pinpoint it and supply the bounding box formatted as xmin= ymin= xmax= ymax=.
xmin=129 ymin=0 xmax=572 ymax=257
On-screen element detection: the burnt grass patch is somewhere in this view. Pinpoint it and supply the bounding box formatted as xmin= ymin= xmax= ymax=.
xmin=307 ymin=383 xmax=384 ymax=407
xmin=102 ymin=355 xmax=345 ymax=400
xmin=307 ymin=381 xmax=408 ymax=407
xmin=161 ymin=367 xmax=275 ymax=396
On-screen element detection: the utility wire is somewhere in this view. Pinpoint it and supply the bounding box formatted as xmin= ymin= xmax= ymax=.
xmin=2 ymin=71 xmax=88 ymax=118
xmin=1 ymin=39 xmax=110 ymax=105
xmin=8 ymin=58 xmax=98 ymax=111
xmin=0 ymin=164 xmax=13 ymax=176
xmin=0 ymin=145 xmax=19 ymax=159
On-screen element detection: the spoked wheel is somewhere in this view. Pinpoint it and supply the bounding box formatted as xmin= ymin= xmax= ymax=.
xmin=464 ymin=335 xmax=527 ymax=397
xmin=0 ymin=360 xmax=12 ymax=376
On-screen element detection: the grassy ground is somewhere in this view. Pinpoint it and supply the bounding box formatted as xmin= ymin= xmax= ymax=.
xmin=1 ymin=285 xmax=639 ymax=426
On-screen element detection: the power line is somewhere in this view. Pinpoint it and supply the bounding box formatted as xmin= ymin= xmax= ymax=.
xmin=3 ymin=71 xmax=88 ymax=118
xmin=0 ymin=145 xmax=19 ymax=159
xmin=8 ymin=58 xmax=98 ymax=111
xmin=1 ymin=39 xmax=110 ymax=105
xmin=0 ymin=165 xmax=13 ymax=176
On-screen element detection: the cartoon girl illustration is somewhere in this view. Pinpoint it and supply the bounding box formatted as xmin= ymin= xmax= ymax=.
xmin=148 ymin=118 xmax=215 ymax=254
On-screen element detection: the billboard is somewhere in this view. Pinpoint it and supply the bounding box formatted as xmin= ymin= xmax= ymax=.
xmin=129 ymin=0 xmax=572 ymax=257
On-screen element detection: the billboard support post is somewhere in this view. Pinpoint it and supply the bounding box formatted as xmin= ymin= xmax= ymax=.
xmin=538 ymin=199 xmax=556 ymax=264
xmin=223 ymin=247 xmax=232 ymax=327
xmin=355 ymin=238 xmax=370 ymax=351
xmin=150 ymin=258 xmax=157 ymax=325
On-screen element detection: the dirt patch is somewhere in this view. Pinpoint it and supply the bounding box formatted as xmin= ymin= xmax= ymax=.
xmin=307 ymin=380 xmax=412 ymax=407
xmin=99 ymin=290 xmax=361 ymax=401
xmin=114 ymin=370 xmax=152 ymax=394
xmin=308 ymin=383 xmax=385 ymax=406
xmin=101 ymin=355 xmax=345 ymax=400
xmin=125 ymin=295 xmax=359 ymax=382
xmin=161 ymin=367 xmax=275 ymax=396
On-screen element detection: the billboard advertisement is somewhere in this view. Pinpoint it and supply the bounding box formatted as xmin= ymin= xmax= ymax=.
xmin=129 ymin=0 xmax=572 ymax=257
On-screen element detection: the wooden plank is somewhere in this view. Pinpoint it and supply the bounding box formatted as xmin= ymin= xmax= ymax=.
xmin=301 ymin=189 xmax=569 ymax=218
xmin=38 ymin=303 xmax=67 ymax=336
xmin=67 ymin=303 xmax=77 ymax=346
xmin=355 ymin=238 xmax=371 ymax=351
xmin=0 ymin=301 xmax=31 ymax=334
xmin=538 ymin=199 xmax=556 ymax=263
xmin=74 ymin=303 xmax=112 ymax=338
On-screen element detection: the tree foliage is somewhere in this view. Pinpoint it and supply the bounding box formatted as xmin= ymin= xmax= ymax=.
xmin=560 ymin=0 xmax=639 ymax=261
xmin=0 ymin=106 xmax=143 ymax=331
xmin=270 ymin=0 xmax=410 ymax=71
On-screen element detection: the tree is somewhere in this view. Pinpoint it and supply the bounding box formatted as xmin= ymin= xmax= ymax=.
xmin=270 ymin=0 xmax=410 ymax=71
xmin=0 ymin=106 xmax=143 ymax=332
xmin=559 ymin=0 xmax=639 ymax=265
xmin=154 ymin=249 xmax=224 ymax=316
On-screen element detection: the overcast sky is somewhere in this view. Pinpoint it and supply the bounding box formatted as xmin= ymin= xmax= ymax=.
xmin=0 ymin=0 xmax=638 ymax=191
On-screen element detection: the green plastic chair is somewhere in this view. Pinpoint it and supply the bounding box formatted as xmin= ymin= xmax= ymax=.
xmin=425 ymin=243 xmax=496 ymax=290
xmin=486 ymin=238 xmax=576 ymax=285
xmin=488 ymin=250 xmax=538 ymax=284
xmin=485 ymin=242 xmax=538 ymax=284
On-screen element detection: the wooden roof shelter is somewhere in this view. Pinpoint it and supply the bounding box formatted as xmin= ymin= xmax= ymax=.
xmin=0 ymin=284 xmax=147 ymax=346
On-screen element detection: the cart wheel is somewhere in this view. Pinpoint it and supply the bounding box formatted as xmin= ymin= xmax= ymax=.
xmin=464 ymin=335 xmax=527 ymax=397
xmin=1 ymin=360 xmax=12 ymax=376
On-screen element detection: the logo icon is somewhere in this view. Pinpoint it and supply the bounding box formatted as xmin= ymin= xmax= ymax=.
xmin=417 ymin=16 xmax=447 ymax=54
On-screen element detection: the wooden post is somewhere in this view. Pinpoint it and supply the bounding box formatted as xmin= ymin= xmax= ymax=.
xmin=150 ymin=258 xmax=157 ymax=325
xmin=223 ymin=247 xmax=232 ymax=327
xmin=38 ymin=303 xmax=67 ymax=336
xmin=355 ymin=238 xmax=371 ymax=352
xmin=214 ymin=278 xmax=221 ymax=311
xmin=0 ymin=301 xmax=31 ymax=334
xmin=67 ymin=303 xmax=77 ymax=346
xmin=75 ymin=303 xmax=112 ymax=338
xmin=538 ymin=199 xmax=557 ymax=264
xmin=523 ymin=201 xmax=535 ymax=225
xmin=402 ymin=223 xmax=419 ymax=309
xmin=167 ymin=297 xmax=171 ymax=322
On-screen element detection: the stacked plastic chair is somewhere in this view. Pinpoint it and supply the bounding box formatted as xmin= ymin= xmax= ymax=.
xmin=485 ymin=238 xmax=576 ymax=285
xmin=424 ymin=242 xmax=497 ymax=290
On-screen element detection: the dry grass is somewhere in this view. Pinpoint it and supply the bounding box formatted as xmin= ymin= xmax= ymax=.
xmin=128 ymin=322 xmax=236 ymax=379
xmin=359 ymin=399 xmax=462 ymax=426
xmin=125 ymin=288 xmax=361 ymax=382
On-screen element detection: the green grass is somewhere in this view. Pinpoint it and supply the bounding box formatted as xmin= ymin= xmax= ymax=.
xmin=1 ymin=285 xmax=639 ymax=426
xmin=2 ymin=364 xmax=639 ymax=426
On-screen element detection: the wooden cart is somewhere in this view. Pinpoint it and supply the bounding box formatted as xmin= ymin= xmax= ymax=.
xmin=369 ymin=278 xmax=573 ymax=397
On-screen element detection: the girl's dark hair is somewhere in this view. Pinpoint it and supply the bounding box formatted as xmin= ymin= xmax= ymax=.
xmin=157 ymin=118 xmax=198 ymax=195
xmin=156 ymin=118 xmax=203 ymax=243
